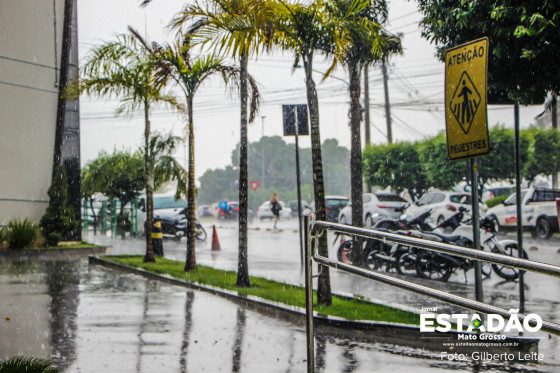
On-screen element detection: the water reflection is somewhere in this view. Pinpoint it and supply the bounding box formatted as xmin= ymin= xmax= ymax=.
xmin=45 ymin=260 xmax=80 ymax=371
xmin=231 ymin=308 xmax=246 ymax=372
xmin=179 ymin=291 xmax=194 ymax=373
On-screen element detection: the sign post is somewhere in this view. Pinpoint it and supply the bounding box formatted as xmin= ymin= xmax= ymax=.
xmin=445 ymin=37 xmax=490 ymax=303
xmin=283 ymin=104 xmax=309 ymax=265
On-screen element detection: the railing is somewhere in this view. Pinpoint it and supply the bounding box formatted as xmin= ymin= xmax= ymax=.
xmin=303 ymin=216 xmax=560 ymax=373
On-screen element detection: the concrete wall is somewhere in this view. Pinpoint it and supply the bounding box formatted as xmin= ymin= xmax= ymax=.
xmin=0 ymin=0 xmax=79 ymax=226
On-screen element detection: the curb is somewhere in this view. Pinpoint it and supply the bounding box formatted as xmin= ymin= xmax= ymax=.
xmin=88 ymin=255 xmax=539 ymax=358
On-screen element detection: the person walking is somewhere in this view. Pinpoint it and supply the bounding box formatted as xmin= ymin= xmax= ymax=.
xmin=270 ymin=192 xmax=282 ymax=230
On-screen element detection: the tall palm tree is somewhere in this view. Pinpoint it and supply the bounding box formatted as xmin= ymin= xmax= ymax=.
xmin=326 ymin=0 xmax=400 ymax=264
xmin=145 ymin=37 xmax=259 ymax=271
xmin=166 ymin=0 xmax=269 ymax=286
xmin=67 ymin=33 xmax=180 ymax=263
xmin=273 ymin=0 xmax=342 ymax=306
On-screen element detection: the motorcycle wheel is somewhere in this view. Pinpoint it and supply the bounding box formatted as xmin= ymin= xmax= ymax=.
xmin=195 ymin=225 xmax=207 ymax=241
xmin=415 ymin=250 xmax=453 ymax=282
xmin=396 ymin=251 xmax=417 ymax=276
xmin=491 ymin=244 xmax=528 ymax=281
xmin=364 ymin=250 xmax=385 ymax=271
xmin=337 ymin=240 xmax=356 ymax=264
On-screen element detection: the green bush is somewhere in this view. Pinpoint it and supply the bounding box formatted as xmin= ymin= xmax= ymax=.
xmin=40 ymin=165 xmax=77 ymax=247
xmin=5 ymin=219 xmax=38 ymax=250
xmin=485 ymin=195 xmax=508 ymax=209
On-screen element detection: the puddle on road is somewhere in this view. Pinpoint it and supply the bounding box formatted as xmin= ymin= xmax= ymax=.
xmin=0 ymin=257 xmax=555 ymax=372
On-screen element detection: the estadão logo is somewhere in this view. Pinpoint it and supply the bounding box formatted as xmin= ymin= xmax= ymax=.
xmin=420 ymin=309 xmax=542 ymax=333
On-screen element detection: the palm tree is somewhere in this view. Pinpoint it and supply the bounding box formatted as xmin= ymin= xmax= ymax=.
xmin=66 ymin=32 xmax=180 ymax=263
xmin=146 ymin=37 xmax=259 ymax=271
xmin=149 ymin=133 xmax=189 ymax=198
xmin=273 ymin=0 xmax=341 ymax=306
xmin=326 ymin=0 xmax=400 ymax=264
xmin=166 ymin=0 xmax=268 ymax=286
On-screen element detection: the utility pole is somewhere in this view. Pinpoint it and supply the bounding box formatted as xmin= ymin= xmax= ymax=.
xmin=261 ymin=116 xmax=266 ymax=203
xmin=551 ymin=94 xmax=558 ymax=188
xmin=381 ymin=61 xmax=393 ymax=144
xmin=363 ymin=65 xmax=371 ymax=146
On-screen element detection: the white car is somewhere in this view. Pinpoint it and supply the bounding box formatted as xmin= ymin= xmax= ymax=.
xmin=485 ymin=188 xmax=560 ymax=239
xmin=405 ymin=191 xmax=487 ymax=226
xmin=337 ymin=193 xmax=408 ymax=227
xmin=257 ymin=201 xmax=292 ymax=220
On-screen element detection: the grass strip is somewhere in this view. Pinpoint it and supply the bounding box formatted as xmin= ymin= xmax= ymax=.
xmin=104 ymin=255 xmax=420 ymax=325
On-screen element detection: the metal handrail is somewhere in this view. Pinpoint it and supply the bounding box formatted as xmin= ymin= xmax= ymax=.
xmin=312 ymin=221 xmax=560 ymax=278
xmin=303 ymin=217 xmax=560 ymax=372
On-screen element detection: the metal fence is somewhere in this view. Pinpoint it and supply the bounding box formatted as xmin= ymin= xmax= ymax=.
xmin=82 ymin=199 xmax=138 ymax=237
xmin=303 ymin=216 xmax=560 ymax=372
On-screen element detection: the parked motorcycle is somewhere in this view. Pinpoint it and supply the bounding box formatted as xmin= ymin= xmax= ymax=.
xmin=413 ymin=212 xmax=528 ymax=282
xmin=336 ymin=209 xmax=433 ymax=268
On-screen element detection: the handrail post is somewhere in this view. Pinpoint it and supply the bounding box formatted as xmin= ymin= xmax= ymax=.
xmin=303 ymin=215 xmax=315 ymax=372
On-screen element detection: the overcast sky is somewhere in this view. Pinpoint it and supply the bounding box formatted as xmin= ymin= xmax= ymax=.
xmin=77 ymin=0 xmax=544 ymax=183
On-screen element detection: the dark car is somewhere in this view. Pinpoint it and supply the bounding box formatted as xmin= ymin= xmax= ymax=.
xmin=310 ymin=196 xmax=350 ymax=222
xmin=288 ymin=200 xmax=310 ymax=218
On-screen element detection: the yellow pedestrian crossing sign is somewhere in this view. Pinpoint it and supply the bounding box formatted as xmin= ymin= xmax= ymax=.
xmin=445 ymin=37 xmax=490 ymax=161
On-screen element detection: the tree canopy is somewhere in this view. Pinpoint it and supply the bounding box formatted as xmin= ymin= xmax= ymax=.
xmin=416 ymin=0 xmax=559 ymax=104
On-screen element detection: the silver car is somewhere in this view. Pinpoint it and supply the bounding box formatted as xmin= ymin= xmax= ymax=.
xmin=338 ymin=193 xmax=408 ymax=227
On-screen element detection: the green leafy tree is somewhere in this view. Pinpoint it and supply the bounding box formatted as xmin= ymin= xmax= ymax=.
xmin=98 ymin=151 xmax=145 ymax=218
xmin=81 ymin=152 xmax=109 ymax=232
xmin=477 ymin=126 xmax=530 ymax=189
xmin=417 ymin=133 xmax=466 ymax=193
xmin=66 ymin=31 xmax=179 ymax=263
xmin=416 ymin=0 xmax=559 ymax=104
xmin=40 ymin=165 xmax=78 ymax=246
xmin=363 ymin=141 xmax=428 ymax=199
xmin=526 ymin=128 xmax=560 ymax=183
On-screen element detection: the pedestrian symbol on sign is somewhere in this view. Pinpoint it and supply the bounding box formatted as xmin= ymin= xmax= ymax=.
xmin=449 ymin=71 xmax=481 ymax=134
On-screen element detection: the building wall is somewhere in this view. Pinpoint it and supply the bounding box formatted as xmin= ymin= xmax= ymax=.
xmin=0 ymin=0 xmax=79 ymax=226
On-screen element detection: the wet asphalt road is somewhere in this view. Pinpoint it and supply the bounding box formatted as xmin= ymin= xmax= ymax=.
xmin=82 ymin=217 xmax=560 ymax=370
xmin=1 ymin=217 xmax=559 ymax=372
xmin=2 ymin=257 xmax=485 ymax=373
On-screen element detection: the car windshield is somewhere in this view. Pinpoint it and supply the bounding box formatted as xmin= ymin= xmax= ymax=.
xmin=153 ymin=197 xmax=187 ymax=209
xmin=504 ymin=191 xmax=527 ymax=205
xmin=376 ymin=194 xmax=407 ymax=202
xmin=449 ymin=194 xmax=471 ymax=204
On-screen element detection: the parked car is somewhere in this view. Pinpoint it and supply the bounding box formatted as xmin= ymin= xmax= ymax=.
xmin=487 ymin=186 xmax=515 ymax=199
xmin=257 ymin=201 xmax=292 ymax=220
xmin=485 ymin=188 xmax=560 ymax=239
xmin=338 ymin=193 xmax=408 ymax=227
xmin=138 ymin=194 xmax=188 ymax=236
xmin=288 ymin=200 xmax=310 ymax=218
xmin=405 ymin=191 xmax=487 ymax=226
xmin=310 ymin=196 xmax=350 ymax=222
xmin=454 ymin=181 xmax=493 ymax=201
xmin=217 ymin=201 xmax=254 ymax=221
xmin=196 ymin=204 xmax=217 ymax=218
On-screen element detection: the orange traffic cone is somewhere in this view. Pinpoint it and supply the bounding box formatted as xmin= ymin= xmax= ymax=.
xmin=211 ymin=225 xmax=221 ymax=251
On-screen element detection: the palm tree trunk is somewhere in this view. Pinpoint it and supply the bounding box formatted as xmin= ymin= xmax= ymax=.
xmin=349 ymin=62 xmax=364 ymax=265
xmin=303 ymin=53 xmax=331 ymax=306
xmin=185 ymin=97 xmax=197 ymax=271
xmin=143 ymin=101 xmax=155 ymax=263
xmin=237 ymin=53 xmax=251 ymax=287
